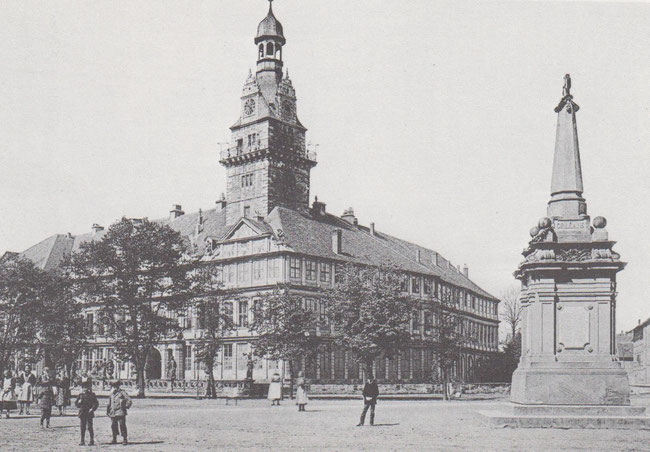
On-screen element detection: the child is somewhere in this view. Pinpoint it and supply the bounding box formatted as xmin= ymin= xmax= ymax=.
xmin=75 ymin=382 xmax=99 ymax=446
xmin=295 ymin=371 xmax=309 ymax=412
xmin=38 ymin=384 xmax=55 ymax=428
xmin=1 ymin=369 xmax=17 ymax=419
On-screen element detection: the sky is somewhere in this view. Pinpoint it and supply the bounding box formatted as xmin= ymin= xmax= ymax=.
xmin=0 ymin=0 xmax=649 ymax=334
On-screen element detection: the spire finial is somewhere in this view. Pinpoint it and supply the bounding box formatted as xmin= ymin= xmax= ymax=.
xmin=562 ymin=74 xmax=571 ymax=97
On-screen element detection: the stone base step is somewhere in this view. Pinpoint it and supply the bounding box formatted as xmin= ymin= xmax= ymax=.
xmin=479 ymin=410 xmax=650 ymax=430
xmin=512 ymin=404 xmax=646 ymax=416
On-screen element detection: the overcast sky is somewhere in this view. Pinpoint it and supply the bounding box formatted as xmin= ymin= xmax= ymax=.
xmin=1 ymin=1 xmax=648 ymax=333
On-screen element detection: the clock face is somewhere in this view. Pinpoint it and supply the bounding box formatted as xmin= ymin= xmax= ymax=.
xmin=243 ymin=99 xmax=256 ymax=116
xmin=282 ymin=100 xmax=294 ymax=120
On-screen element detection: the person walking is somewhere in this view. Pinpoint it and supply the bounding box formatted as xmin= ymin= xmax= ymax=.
xmin=75 ymin=381 xmax=99 ymax=446
xmin=295 ymin=371 xmax=309 ymax=412
xmin=1 ymin=369 xmax=18 ymax=419
xmin=17 ymin=364 xmax=37 ymax=415
xmin=106 ymin=380 xmax=132 ymax=445
xmin=267 ymin=371 xmax=282 ymax=406
xmin=357 ymin=374 xmax=379 ymax=426
xmin=37 ymin=383 xmax=56 ymax=428
xmin=55 ymin=370 xmax=71 ymax=416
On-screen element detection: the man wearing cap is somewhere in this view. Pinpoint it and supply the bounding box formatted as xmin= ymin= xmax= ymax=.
xmin=106 ymin=381 xmax=132 ymax=445
xmin=356 ymin=374 xmax=379 ymax=426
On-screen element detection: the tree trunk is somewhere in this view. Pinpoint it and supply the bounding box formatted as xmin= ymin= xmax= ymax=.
xmin=135 ymin=359 xmax=146 ymax=398
xmin=206 ymin=363 xmax=216 ymax=399
xmin=364 ymin=359 xmax=373 ymax=379
xmin=288 ymin=359 xmax=294 ymax=400
xmin=442 ymin=368 xmax=449 ymax=401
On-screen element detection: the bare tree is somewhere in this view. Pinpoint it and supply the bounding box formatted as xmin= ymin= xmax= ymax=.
xmin=500 ymin=286 xmax=521 ymax=340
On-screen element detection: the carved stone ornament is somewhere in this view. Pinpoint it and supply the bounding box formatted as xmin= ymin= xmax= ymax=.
xmin=525 ymin=248 xmax=556 ymax=263
xmin=556 ymin=248 xmax=592 ymax=262
xmin=592 ymin=248 xmax=612 ymax=260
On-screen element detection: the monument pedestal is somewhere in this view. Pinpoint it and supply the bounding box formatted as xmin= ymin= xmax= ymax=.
xmin=511 ymin=361 xmax=630 ymax=405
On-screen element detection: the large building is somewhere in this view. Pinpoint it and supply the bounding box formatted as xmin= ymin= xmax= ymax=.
xmin=5 ymin=3 xmax=499 ymax=386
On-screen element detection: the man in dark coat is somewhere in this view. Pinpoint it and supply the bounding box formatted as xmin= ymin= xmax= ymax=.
xmin=357 ymin=374 xmax=379 ymax=426
xmin=75 ymin=382 xmax=99 ymax=446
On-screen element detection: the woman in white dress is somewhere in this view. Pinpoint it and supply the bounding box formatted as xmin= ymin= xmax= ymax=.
xmin=267 ymin=371 xmax=282 ymax=406
xmin=18 ymin=364 xmax=36 ymax=415
xmin=1 ymin=369 xmax=18 ymax=418
xmin=295 ymin=371 xmax=309 ymax=412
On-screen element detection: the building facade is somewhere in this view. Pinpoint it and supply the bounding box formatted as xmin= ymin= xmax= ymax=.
xmin=6 ymin=3 xmax=499 ymax=386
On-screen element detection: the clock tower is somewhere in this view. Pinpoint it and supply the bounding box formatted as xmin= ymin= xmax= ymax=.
xmin=220 ymin=0 xmax=317 ymax=226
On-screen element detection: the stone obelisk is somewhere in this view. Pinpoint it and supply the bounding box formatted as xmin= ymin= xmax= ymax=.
xmin=510 ymin=75 xmax=630 ymax=406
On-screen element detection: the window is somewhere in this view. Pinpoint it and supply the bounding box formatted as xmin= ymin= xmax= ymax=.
xmin=290 ymin=258 xmax=301 ymax=279
xmin=185 ymin=345 xmax=192 ymax=371
xmin=266 ymin=42 xmax=274 ymax=56
xmin=238 ymin=262 xmax=250 ymax=283
xmin=225 ymin=264 xmax=235 ymax=283
xmin=269 ymin=258 xmax=281 ymax=279
xmin=305 ymin=260 xmax=316 ymax=281
xmin=400 ymin=276 xmax=408 ymax=292
xmin=411 ymin=277 xmax=420 ymax=294
xmin=471 ymin=296 xmax=476 ymax=310
xmin=243 ymin=205 xmax=251 ymax=218
xmin=423 ymin=278 xmax=432 ymax=295
xmin=86 ymin=313 xmax=94 ymax=334
xmin=238 ymin=300 xmax=249 ymax=327
xmin=305 ymin=298 xmax=317 ymax=311
xmin=424 ymin=311 xmax=433 ymax=336
xmin=259 ymin=44 xmax=264 ymax=58
xmin=223 ymin=302 xmax=234 ymax=323
xmin=320 ymin=262 xmax=330 ymax=282
xmin=96 ymin=314 xmax=105 ymax=335
xmin=320 ymin=301 xmax=329 ymax=325
xmin=223 ymin=344 xmax=233 ymax=370
xmin=411 ymin=310 xmax=420 ymax=334
xmin=253 ymin=260 xmax=264 ymax=280
xmin=247 ymin=133 xmax=258 ymax=149
xmin=236 ymin=138 xmax=243 ymax=154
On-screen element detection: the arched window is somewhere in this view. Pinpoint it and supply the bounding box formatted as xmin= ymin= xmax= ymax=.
xmin=275 ymin=45 xmax=282 ymax=60
xmin=258 ymin=44 xmax=264 ymax=59
xmin=266 ymin=42 xmax=274 ymax=56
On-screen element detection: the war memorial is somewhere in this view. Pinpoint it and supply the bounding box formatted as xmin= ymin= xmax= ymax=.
xmin=480 ymin=76 xmax=650 ymax=429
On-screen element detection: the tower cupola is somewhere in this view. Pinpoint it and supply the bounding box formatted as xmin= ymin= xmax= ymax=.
xmin=255 ymin=0 xmax=285 ymax=77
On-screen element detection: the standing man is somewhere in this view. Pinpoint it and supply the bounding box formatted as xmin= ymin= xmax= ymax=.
xmin=357 ymin=374 xmax=379 ymax=426
xmin=166 ymin=356 xmax=177 ymax=391
xmin=106 ymin=381 xmax=132 ymax=445
xmin=75 ymin=381 xmax=99 ymax=446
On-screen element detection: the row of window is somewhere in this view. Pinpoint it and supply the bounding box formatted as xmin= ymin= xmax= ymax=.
xmin=241 ymin=173 xmax=254 ymax=188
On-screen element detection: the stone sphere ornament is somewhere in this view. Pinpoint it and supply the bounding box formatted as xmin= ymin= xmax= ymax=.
xmin=593 ymin=216 xmax=607 ymax=229
xmin=530 ymin=226 xmax=540 ymax=237
xmin=538 ymin=217 xmax=552 ymax=229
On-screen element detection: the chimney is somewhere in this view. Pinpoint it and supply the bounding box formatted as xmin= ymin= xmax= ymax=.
xmin=91 ymin=224 xmax=104 ymax=234
xmin=331 ymin=229 xmax=342 ymax=254
xmin=415 ymin=249 xmax=421 ymax=263
xmin=170 ymin=204 xmax=184 ymax=220
xmin=215 ymin=194 xmax=227 ymax=211
xmin=341 ymin=207 xmax=358 ymax=227
xmin=457 ymin=265 xmax=461 ymax=273
xmin=370 ymin=222 xmax=376 ymax=236
xmin=311 ymin=196 xmax=326 ymax=216
xmin=462 ymin=264 xmax=469 ymax=278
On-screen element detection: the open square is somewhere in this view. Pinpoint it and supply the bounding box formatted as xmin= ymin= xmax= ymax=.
xmin=1 ymin=396 xmax=650 ymax=451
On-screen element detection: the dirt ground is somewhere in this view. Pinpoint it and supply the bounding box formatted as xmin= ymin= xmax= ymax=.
xmin=1 ymin=396 xmax=650 ymax=451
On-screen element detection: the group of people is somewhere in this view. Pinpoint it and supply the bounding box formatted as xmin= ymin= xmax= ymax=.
xmin=1 ymin=365 xmax=133 ymax=446
xmin=266 ymin=370 xmax=309 ymax=411
xmin=75 ymin=379 xmax=132 ymax=446
xmin=1 ymin=365 xmax=72 ymax=420
xmin=266 ymin=370 xmax=380 ymax=425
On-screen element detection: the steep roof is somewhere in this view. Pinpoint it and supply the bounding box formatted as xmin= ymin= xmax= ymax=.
xmin=266 ymin=207 xmax=497 ymax=300
xmin=10 ymin=204 xmax=495 ymax=300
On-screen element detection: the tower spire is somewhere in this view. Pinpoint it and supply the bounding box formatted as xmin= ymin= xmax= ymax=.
xmin=547 ymin=74 xmax=586 ymax=219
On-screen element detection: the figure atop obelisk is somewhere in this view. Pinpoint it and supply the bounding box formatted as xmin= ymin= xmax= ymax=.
xmin=511 ymin=75 xmax=628 ymax=406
